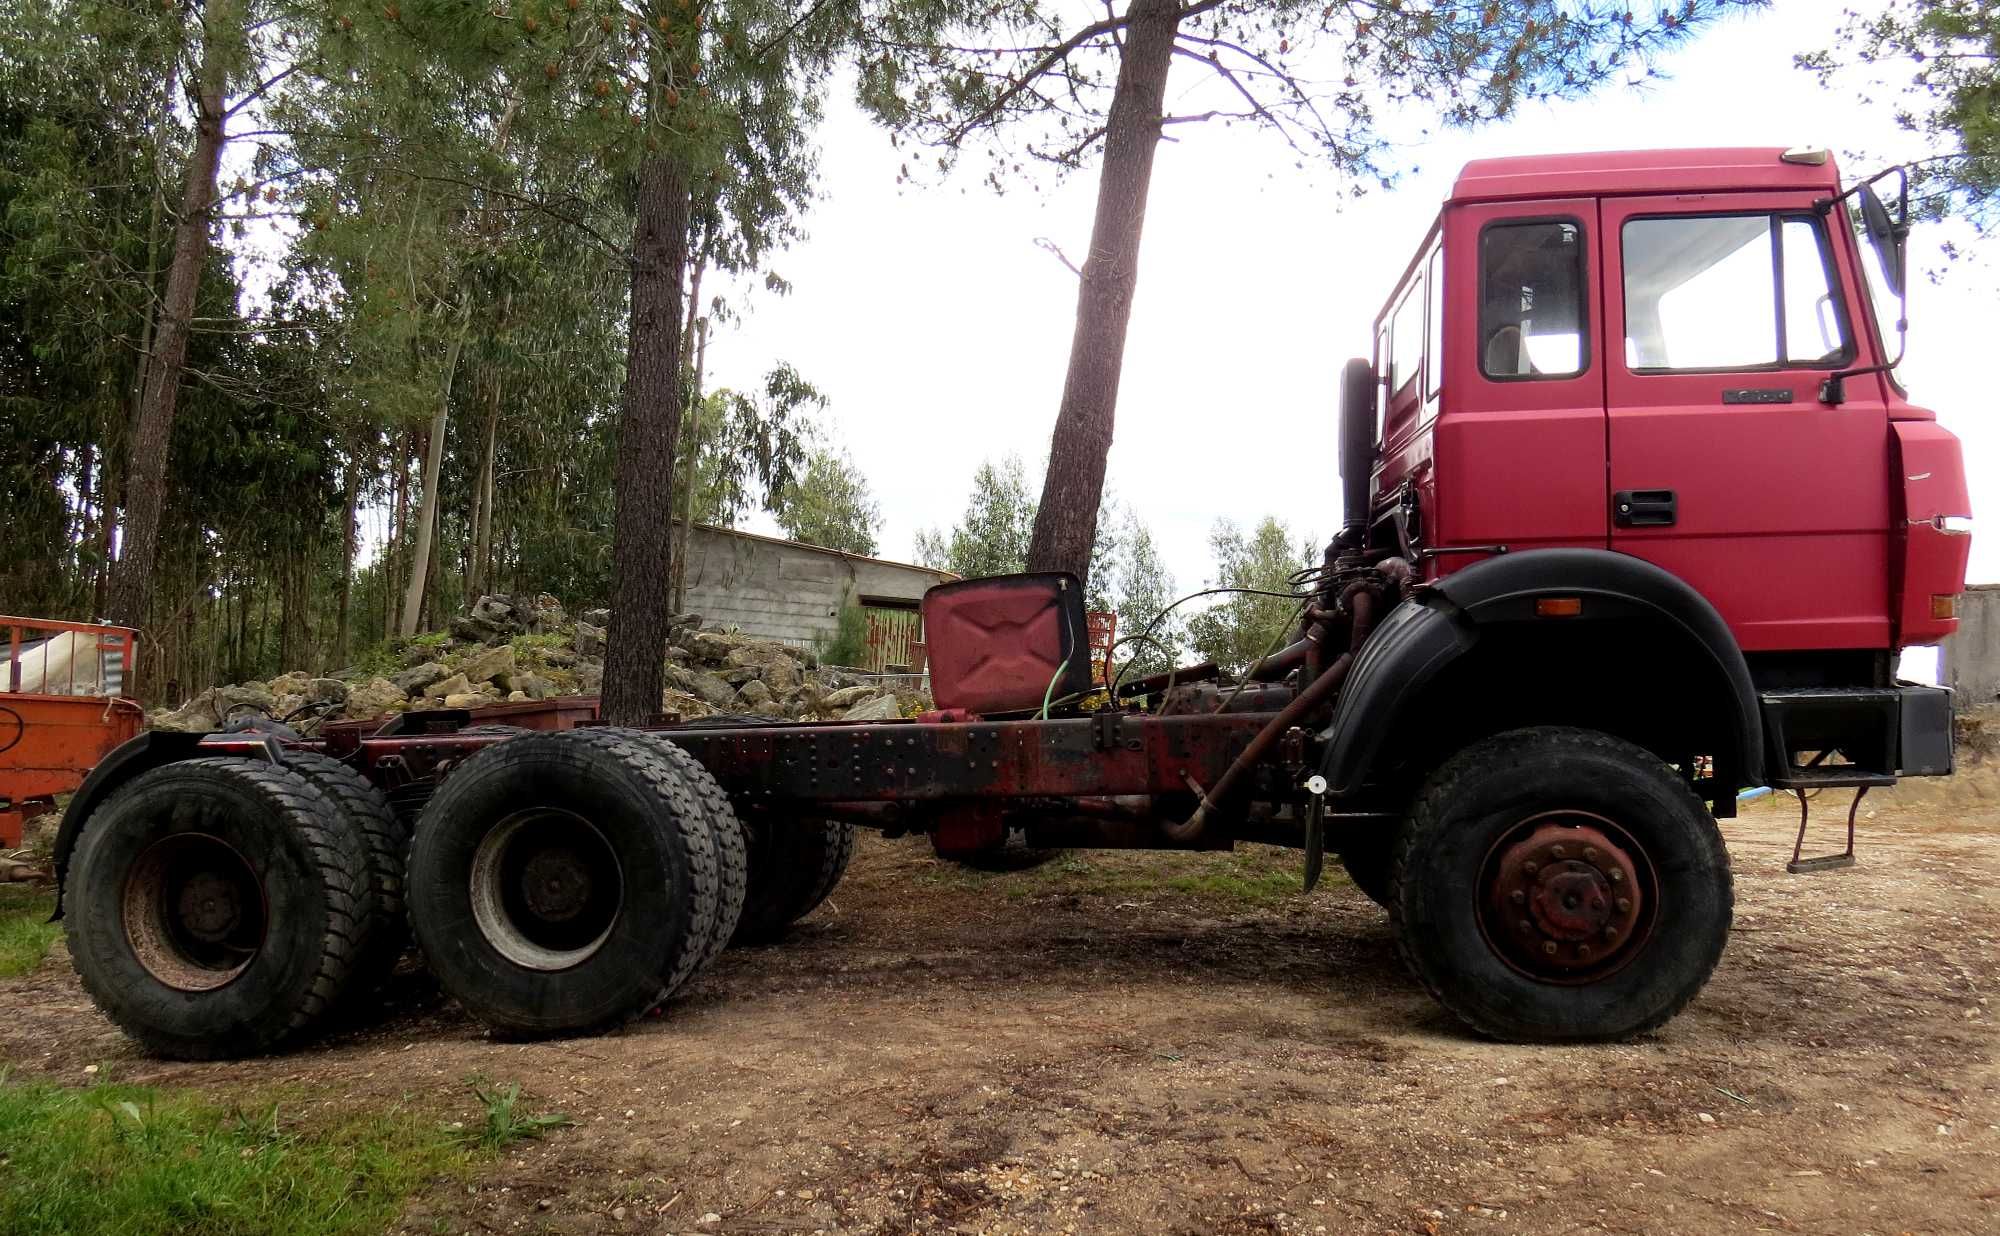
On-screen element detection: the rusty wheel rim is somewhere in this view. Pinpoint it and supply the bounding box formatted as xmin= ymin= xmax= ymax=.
xmin=123 ymin=833 xmax=267 ymax=992
xmin=469 ymin=809 xmax=623 ymax=972
xmin=1476 ymin=810 xmax=1659 ymax=985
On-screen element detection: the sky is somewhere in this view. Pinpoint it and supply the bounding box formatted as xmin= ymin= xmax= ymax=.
xmin=697 ymin=0 xmax=1997 ymax=607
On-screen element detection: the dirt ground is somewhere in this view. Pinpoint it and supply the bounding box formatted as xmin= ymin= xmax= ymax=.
xmin=3 ymin=779 xmax=1997 ymax=1236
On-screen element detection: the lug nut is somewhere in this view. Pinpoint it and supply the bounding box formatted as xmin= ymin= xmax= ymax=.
xmin=1583 ymin=846 xmax=1599 ymax=861
xmin=1518 ymin=919 xmax=1533 ymax=933
xmin=1523 ymin=861 xmax=1539 ymax=876
xmin=1607 ymin=868 xmax=1625 ymax=883
xmin=1615 ymin=897 xmax=1631 ymax=913
xmin=1542 ymin=941 xmax=1559 ymax=956
xmin=1576 ymin=944 xmax=1592 ymax=958
xmin=1603 ymin=926 xmax=1619 ymax=941
xmin=1591 ymin=898 xmax=1605 ymax=912
xmin=1510 ymin=889 xmax=1526 ymax=905
xmin=1550 ymin=844 xmax=1568 ymax=859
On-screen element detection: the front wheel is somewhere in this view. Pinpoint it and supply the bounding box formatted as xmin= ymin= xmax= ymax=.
xmin=1390 ymin=727 xmax=1732 ymax=1043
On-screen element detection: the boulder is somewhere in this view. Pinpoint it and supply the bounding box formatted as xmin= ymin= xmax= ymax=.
xmin=443 ymin=691 xmax=496 ymax=711
xmin=736 ymin=678 xmax=775 ymax=708
xmin=266 ymin=671 xmax=309 ymax=697
xmin=574 ymin=621 xmax=605 ymax=660
xmin=725 ymin=645 xmax=801 ymax=693
xmin=539 ymin=645 xmax=579 ymax=669
xmin=660 ymin=688 xmax=711 ymax=719
xmin=819 ymin=684 xmax=879 ymax=712
xmin=344 ymin=676 xmax=406 ymax=720
xmin=720 ymin=666 xmax=761 ymax=687
xmin=393 ymin=661 xmax=450 ymax=696
xmin=215 ymin=683 xmax=277 ymax=723
xmin=460 ymin=644 xmax=517 ymax=686
xmin=305 ymin=677 xmax=349 ymax=704
xmin=575 ymin=663 xmax=604 ymax=694
xmin=666 ymin=665 xmax=738 ymax=710
xmin=679 ymin=629 xmax=743 ymax=665
xmin=582 ymin=607 xmax=612 ymax=628
xmin=424 ymin=672 xmax=471 ymax=700
xmin=528 ymin=593 xmax=567 ymax=631
xmin=513 ymin=672 xmax=557 ymax=700
xmin=843 ymin=694 xmax=903 ymax=722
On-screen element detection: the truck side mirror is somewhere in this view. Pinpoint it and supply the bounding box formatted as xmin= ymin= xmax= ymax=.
xmin=1858 ymin=177 xmax=1909 ymax=298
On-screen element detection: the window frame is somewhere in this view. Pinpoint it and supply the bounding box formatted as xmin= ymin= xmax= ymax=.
xmin=1618 ymin=209 xmax=1856 ymax=377
xmin=1387 ymin=274 xmax=1425 ymax=400
xmin=1424 ymin=244 xmax=1444 ymax=404
xmin=1476 ymin=214 xmax=1591 ymax=383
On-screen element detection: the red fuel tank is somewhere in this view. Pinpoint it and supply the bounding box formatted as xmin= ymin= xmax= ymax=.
xmin=922 ymin=573 xmax=1093 ymax=715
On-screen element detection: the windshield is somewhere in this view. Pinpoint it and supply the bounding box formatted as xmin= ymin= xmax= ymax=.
xmin=1847 ymin=197 xmax=1905 ymax=363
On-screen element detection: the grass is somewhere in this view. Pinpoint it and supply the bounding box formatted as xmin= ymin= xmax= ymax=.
xmin=920 ymin=844 xmax=1338 ymax=908
xmin=0 ymin=1080 xmax=477 ymax=1236
xmin=463 ymin=1078 xmax=571 ymax=1150
xmin=0 ymin=886 xmax=59 ymax=978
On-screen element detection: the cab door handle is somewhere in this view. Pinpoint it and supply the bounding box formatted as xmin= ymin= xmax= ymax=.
xmin=1614 ymin=489 xmax=1677 ymax=528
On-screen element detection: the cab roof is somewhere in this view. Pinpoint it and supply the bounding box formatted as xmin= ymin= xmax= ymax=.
xmin=1451 ymin=147 xmax=1843 ymax=203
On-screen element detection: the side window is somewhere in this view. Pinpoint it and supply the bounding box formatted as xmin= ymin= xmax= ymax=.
xmin=1424 ymin=246 xmax=1443 ymax=400
xmin=1621 ymin=213 xmax=1851 ymax=371
xmin=1388 ymin=274 xmax=1424 ymax=396
xmin=1479 ymin=220 xmax=1586 ymax=380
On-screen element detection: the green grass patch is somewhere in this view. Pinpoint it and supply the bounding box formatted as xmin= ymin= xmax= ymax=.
xmin=0 ymin=886 xmax=59 ymax=978
xmin=0 ymin=1078 xmax=527 ymax=1236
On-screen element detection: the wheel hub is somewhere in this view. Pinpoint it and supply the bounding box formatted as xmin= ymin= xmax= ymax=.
xmin=520 ymin=849 xmax=594 ymax=923
xmin=469 ymin=810 xmax=623 ymax=972
xmin=174 ymin=871 xmax=245 ymax=943
xmin=1484 ymin=817 xmax=1647 ymax=980
xmin=123 ymin=833 xmax=267 ymax=992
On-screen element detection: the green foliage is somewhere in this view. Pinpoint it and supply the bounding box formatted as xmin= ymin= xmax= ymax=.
xmin=681 ymin=366 xmax=825 ymax=528
xmin=1187 ymin=516 xmax=1312 ymax=675
xmin=815 ymin=594 xmax=871 ymax=668
xmin=1106 ymin=511 xmax=1184 ymax=678
xmin=0 ymin=886 xmax=60 ymax=978
xmin=852 ymin=1 xmax=1752 ymax=185
xmin=462 ymin=1078 xmax=571 ymax=1151
xmin=914 ymin=454 xmax=1037 ymax=577
xmin=774 ymin=448 xmax=882 ymax=555
xmin=0 ymin=1080 xmax=473 ymax=1236
xmin=1801 ymin=0 xmax=2000 ymax=243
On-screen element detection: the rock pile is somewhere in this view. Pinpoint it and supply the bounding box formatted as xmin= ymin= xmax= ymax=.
xmin=148 ymin=593 xmax=924 ymax=732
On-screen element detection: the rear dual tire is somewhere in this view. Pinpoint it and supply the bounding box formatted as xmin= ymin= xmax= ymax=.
xmin=406 ymin=728 xmax=744 ymax=1038
xmin=63 ymin=759 xmax=369 ymax=1060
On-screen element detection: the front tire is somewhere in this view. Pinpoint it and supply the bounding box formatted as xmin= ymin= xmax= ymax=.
xmin=1390 ymin=727 xmax=1732 ymax=1042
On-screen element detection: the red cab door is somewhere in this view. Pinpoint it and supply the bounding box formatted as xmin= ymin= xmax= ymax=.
xmin=1600 ymin=192 xmax=1893 ymax=652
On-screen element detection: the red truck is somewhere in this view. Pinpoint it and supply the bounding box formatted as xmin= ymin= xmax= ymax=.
xmin=49 ymin=148 xmax=1969 ymax=1059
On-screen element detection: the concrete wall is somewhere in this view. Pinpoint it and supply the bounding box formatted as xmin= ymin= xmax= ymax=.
xmin=1942 ymin=584 xmax=2000 ymax=708
xmin=680 ymin=525 xmax=952 ymax=651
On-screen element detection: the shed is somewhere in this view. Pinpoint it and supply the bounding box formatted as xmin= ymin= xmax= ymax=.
xmin=680 ymin=524 xmax=954 ymax=670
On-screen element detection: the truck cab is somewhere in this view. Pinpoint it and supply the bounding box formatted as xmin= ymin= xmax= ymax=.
xmin=1355 ymin=147 xmax=1970 ymax=803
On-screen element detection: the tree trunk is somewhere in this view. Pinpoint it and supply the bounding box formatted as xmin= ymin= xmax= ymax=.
xmin=601 ymin=151 xmax=693 ymax=725
xmin=669 ymin=316 xmax=708 ymax=615
xmin=471 ymin=376 xmax=500 ymax=597
xmin=1024 ymin=0 xmax=1180 ymax=584
xmin=104 ymin=0 xmax=233 ymax=628
xmin=399 ymin=302 xmax=471 ymax=636
xmin=336 ymin=446 xmax=358 ymax=664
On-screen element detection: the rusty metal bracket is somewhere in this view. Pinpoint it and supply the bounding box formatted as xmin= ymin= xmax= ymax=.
xmin=1301 ymin=773 xmax=1328 ymax=892
xmin=1787 ymin=785 xmax=1863 ymax=874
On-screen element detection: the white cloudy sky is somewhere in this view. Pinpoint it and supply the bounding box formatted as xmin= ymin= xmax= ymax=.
xmin=702 ymin=0 xmax=1995 ymax=601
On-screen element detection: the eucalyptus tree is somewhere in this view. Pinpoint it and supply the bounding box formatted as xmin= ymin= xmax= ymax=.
xmin=1802 ymin=0 xmax=1999 ymax=241
xmin=774 ymin=447 xmax=883 ymax=556
xmin=853 ymin=0 xmax=1753 ymax=583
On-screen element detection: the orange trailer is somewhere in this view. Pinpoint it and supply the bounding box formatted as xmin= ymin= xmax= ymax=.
xmin=0 ymin=617 xmax=144 ymax=848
